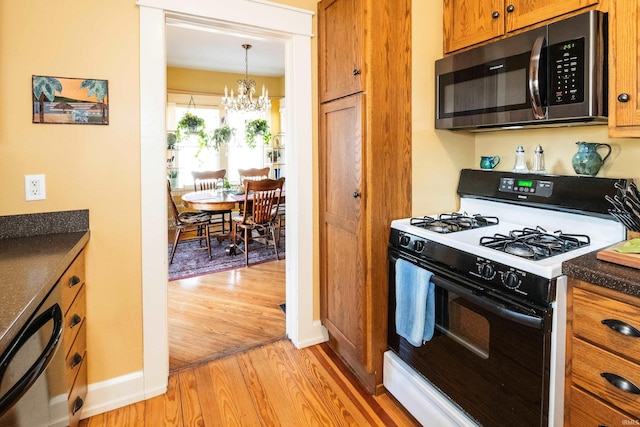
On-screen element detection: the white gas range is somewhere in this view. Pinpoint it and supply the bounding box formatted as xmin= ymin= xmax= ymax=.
xmin=384 ymin=169 xmax=628 ymax=427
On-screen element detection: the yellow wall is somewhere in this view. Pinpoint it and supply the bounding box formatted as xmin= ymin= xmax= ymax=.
xmin=167 ymin=67 xmax=284 ymax=133
xmin=0 ymin=1 xmax=143 ymax=383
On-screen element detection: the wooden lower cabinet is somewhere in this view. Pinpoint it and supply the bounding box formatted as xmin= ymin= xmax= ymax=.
xmin=565 ymin=279 xmax=640 ymax=425
xmin=60 ymin=250 xmax=88 ymax=426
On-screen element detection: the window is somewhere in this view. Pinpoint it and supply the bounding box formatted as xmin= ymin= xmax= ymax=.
xmin=226 ymin=111 xmax=268 ymax=183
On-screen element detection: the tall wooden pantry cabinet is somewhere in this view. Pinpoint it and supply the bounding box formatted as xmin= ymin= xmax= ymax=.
xmin=318 ymin=0 xmax=412 ymax=394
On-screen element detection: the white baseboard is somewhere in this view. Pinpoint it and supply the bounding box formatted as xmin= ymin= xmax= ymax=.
xmin=294 ymin=320 xmax=328 ymax=348
xmin=80 ymin=370 xmax=155 ymax=419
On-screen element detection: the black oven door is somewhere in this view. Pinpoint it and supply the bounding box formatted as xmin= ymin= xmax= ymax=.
xmin=388 ymin=249 xmax=551 ymax=427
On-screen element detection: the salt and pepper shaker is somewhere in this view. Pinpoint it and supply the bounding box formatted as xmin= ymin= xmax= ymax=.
xmin=512 ymin=145 xmax=529 ymax=173
xmin=531 ymin=145 xmax=546 ymax=174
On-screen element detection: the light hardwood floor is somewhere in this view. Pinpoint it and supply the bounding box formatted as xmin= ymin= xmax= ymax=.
xmin=80 ymin=339 xmax=418 ymax=426
xmin=168 ymin=260 xmax=287 ymax=372
xmin=81 ymin=260 xmax=418 ymax=426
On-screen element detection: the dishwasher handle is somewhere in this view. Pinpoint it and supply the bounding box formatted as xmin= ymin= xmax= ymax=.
xmin=0 ymin=303 xmax=63 ymax=418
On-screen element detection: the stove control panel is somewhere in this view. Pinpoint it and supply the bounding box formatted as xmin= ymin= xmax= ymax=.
xmin=473 ymin=258 xmax=536 ymax=297
xmin=498 ymin=177 xmax=553 ymax=197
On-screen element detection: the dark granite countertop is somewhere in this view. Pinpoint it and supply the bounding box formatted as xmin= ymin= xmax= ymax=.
xmin=562 ymin=249 xmax=640 ymax=298
xmin=0 ymin=210 xmax=89 ymax=356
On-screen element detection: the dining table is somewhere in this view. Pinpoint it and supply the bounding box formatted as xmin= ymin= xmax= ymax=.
xmin=181 ymin=188 xmax=286 ymax=244
xmin=181 ymin=188 xmax=286 ymax=212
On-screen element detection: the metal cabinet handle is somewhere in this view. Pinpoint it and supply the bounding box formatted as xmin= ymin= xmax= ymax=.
xmin=353 ymin=191 xmax=361 ymax=199
xmin=602 ymin=319 xmax=640 ymax=337
xmin=492 ymin=11 xmax=500 ymax=19
xmin=352 ymin=69 xmax=361 ymax=76
xmin=601 ymin=372 xmax=640 ymax=394
xmin=506 ymin=4 xmax=515 ymax=12
xmin=69 ymin=275 xmax=81 ymax=288
xmin=71 ymin=352 xmax=83 ymax=369
xmin=70 ymin=314 xmax=82 ymax=329
xmin=72 ymin=396 xmax=84 ymax=415
xmin=618 ymin=93 xmax=630 ymax=103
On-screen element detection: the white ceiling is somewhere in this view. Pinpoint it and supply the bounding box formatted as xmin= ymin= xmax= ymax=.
xmin=166 ymin=20 xmax=285 ymax=77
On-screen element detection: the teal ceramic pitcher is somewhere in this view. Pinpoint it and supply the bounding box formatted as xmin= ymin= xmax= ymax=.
xmin=571 ymin=142 xmax=611 ymax=176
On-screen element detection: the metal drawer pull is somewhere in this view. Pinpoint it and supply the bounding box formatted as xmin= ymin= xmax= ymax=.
xmin=69 ymin=275 xmax=81 ymax=288
xmin=70 ymin=314 xmax=82 ymax=329
xmin=72 ymin=396 xmax=84 ymax=415
xmin=71 ymin=352 xmax=83 ymax=369
xmin=600 ymin=372 xmax=640 ymax=394
xmin=601 ymin=319 xmax=640 ymax=337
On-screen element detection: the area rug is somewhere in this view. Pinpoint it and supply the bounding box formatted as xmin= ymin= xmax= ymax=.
xmin=168 ymin=239 xmax=286 ymax=281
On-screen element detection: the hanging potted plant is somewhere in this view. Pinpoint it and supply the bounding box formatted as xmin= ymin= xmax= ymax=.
xmin=197 ymin=124 xmax=236 ymax=157
xmin=244 ymin=119 xmax=271 ymax=148
xmin=176 ymin=112 xmax=206 ymax=143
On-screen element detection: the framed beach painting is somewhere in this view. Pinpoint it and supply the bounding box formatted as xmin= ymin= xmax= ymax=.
xmin=32 ymin=75 xmax=109 ymax=125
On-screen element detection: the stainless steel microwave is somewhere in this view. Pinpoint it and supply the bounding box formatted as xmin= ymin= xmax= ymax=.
xmin=435 ymin=11 xmax=607 ymax=131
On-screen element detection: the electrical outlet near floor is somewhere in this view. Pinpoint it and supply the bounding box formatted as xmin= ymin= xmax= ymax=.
xmin=25 ymin=174 xmax=46 ymax=201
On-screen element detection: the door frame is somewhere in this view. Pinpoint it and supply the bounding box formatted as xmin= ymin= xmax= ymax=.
xmin=138 ymin=0 xmax=324 ymax=398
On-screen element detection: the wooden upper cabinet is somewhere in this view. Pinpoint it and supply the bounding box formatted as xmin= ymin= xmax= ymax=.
xmin=444 ymin=0 xmax=504 ymax=53
xmin=444 ymin=0 xmax=599 ymax=53
xmin=505 ymin=0 xmax=599 ymax=32
xmin=608 ymin=0 xmax=640 ymax=137
xmin=318 ymin=0 xmax=365 ymax=102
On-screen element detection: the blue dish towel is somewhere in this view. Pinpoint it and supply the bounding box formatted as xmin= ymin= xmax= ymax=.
xmin=395 ymin=258 xmax=436 ymax=347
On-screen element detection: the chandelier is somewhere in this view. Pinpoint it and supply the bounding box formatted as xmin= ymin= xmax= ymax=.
xmin=222 ymin=44 xmax=271 ymax=113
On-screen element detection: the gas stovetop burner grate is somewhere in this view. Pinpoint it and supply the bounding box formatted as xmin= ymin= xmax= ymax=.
xmin=410 ymin=213 xmax=499 ymax=234
xmin=479 ymin=226 xmax=591 ymax=260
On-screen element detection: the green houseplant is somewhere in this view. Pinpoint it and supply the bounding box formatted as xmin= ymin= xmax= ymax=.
xmin=196 ymin=124 xmax=236 ymax=157
xmin=244 ymin=119 xmax=271 ymax=148
xmin=176 ymin=112 xmax=207 ymax=144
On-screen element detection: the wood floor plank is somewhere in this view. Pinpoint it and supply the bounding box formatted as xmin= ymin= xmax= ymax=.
xmin=105 ymin=400 xmax=146 ymax=427
xmin=177 ymin=368 xmax=204 ymax=426
xmin=144 ymin=372 xmax=183 ymax=426
xmin=193 ymin=356 xmax=261 ymax=427
xmin=273 ymin=340 xmax=373 ymax=426
xmin=237 ymin=346 xmax=295 ymax=425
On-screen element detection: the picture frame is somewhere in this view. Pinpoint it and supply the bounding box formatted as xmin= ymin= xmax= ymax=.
xmin=32 ymin=75 xmax=109 ymax=125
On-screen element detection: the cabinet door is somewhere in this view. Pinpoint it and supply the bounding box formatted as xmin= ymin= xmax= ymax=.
xmin=609 ymin=0 xmax=640 ymax=137
xmin=444 ymin=0 xmax=504 ymax=53
xmin=318 ymin=0 xmax=365 ymax=102
xmin=319 ymin=95 xmax=365 ymax=366
xmin=505 ymin=0 xmax=599 ymax=32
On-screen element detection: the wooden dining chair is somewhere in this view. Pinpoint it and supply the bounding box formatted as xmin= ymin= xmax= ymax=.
xmin=230 ymin=177 xmax=285 ymax=267
xmin=238 ymin=167 xmax=270 ymax=184
xmin=191 ymin=169 xmax=232 ymax=235
xmin=167 ymin=180 xmax=212 ymax=264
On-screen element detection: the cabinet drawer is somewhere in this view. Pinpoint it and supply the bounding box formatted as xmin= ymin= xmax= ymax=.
xmin=572 ymin=338 xmax=640 ymax=417
xmin=569 ymin=385 xmax=632 ymax=427
xmin=68 ymin=355 xmax=88 ymax=427
xmin=60 ymin=252 xmax=85 ymax=312
xmin=63 ymin=285 xmax=86 ymax=357
xmin=65 ymin=323 xmax=86 ymax=390
xmin=573 ymin=287 xmax=640 ymax=364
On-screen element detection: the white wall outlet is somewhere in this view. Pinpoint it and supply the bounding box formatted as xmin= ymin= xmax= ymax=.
xmin=25 ymin=174 xmax=46 ymax=201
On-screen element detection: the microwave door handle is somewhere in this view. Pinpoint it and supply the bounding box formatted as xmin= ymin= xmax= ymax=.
xmin=529 ymin=35 xmax=547 ymax=120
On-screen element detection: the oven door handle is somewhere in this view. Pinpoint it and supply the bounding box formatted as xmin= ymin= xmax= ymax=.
xmin=431 ymin=275 xmax=544 ymax=330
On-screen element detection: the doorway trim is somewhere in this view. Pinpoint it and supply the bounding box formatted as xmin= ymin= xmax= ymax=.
xmin=138 ymin=0 xmax=323 ymax=399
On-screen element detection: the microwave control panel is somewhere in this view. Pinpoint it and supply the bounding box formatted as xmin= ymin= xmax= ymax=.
xmin=549 ymin=38 xmax=585 ymax=105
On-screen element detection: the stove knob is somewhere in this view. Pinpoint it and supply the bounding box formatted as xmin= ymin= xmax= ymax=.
xmin=399 ymin=234 xmax=411 ymax=246
xmin=414 ymin=240 xmax=425 ymax=253
xmin=478 ymin=262 xmax=495 ymax=280
xmin=502 ymin=271 xmax=521 ymax=289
